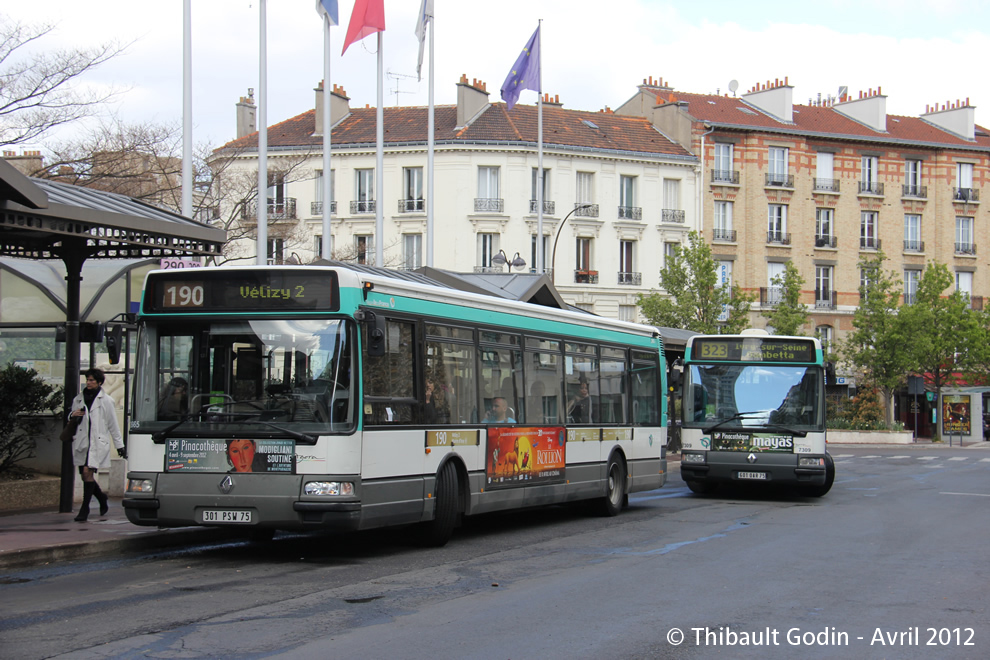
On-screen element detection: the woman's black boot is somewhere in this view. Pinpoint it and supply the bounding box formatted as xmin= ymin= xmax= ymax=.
xmin=74 ymin=481 xmax=94 ymax=522
xmin=93 ymin=480 xmax=109 ymax=516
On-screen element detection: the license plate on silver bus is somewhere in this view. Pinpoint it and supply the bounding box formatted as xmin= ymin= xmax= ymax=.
xmin=737 ymin=472 xmax=767 ymax=481
xmin=202 ymin=509 xmax=252 ymax=523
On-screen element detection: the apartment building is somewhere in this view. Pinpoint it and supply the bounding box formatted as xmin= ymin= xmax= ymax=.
xmin=212 ymin=76 xmax=699 ymax=321
xmin=620 ymin=76 xmax=990 ymax=352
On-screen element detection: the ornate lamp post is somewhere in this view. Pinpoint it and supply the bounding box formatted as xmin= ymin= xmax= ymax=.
xmin=551 ymin=204 xmax=593 ymax=285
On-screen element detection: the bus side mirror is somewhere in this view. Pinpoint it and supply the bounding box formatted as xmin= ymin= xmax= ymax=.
xmin=668 ymin=359 xmax=683 ymax=388
xmin=825 ymin=361 xmax=836 ymax=386
xmin=106 ymin=325 xmax=123 ymax=365
xmin=358 ymin=310 xmax=386 ymax=357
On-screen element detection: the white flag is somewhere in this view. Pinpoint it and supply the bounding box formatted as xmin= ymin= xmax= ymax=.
xmin=415 ymin=0 xmax=434 ymax=81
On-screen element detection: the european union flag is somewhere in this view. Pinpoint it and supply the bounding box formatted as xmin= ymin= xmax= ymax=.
xmin=500 ymin=26 xmax=540 ymax=110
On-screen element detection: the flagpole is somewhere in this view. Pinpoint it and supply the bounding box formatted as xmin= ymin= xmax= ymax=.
xmin=182 ymin=0 xmax=192 ymax=218
xmin=322 ymin=13 xmax=333 ymax=260
xmin=426 ymin=10 xmax=434 ymax=267
xmin=257 ymin=0 xmax=268 ymax=266
xmin=536 ymin=20 xmax=544 ymax=274
xmin=375 ymin=31 xmax=384 ymax=267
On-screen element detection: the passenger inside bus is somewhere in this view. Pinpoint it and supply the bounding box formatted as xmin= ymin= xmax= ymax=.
xmin=157 ymin=377 xmax=189 ymax=420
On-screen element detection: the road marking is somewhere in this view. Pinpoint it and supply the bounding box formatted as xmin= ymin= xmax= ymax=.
xmin=833 ymin=454 xmax=854 ymax=458
xmin=860 ymin=455 xmax=880 ymax=459
xmin=888 ymin=455 xmax=910 ymax=459
xmin=940 ymin=492 xmax=990 ymax=497
xmin=918 ymin=456 xmax=937 ymax=461
xmin=948 ymin=457 xmax=968 ymax=461
xmin=980 ymin=458 xmax=990 ymax=463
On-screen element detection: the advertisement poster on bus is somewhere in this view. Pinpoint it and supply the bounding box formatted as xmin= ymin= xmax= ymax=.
xmin=942 ymin=394 xmax=971 ymax=435
xmin=486 ymin=426 xmax=566 ymax=489
xmin=165 ymin=438 xmax=296 ymax=473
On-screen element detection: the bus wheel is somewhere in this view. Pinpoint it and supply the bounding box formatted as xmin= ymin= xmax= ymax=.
xmin=801 ymin=453 xmax=835 ymax=498
xmin=597 ymin=455 xmax=626 ymax=517
xmin=415 ymin=462 xmax=459 ymax=547
xmin=686 ymin=480 xmax=716 ymax=495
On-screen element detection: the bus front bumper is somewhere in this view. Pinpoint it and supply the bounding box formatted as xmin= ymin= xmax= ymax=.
xmin=680 ymin=451 xmax=827 ymax=486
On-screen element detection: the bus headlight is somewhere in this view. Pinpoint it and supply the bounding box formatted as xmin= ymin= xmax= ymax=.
xmin=305 ymin=481 xmax=354 ymax=496
xmin=682 ymin=452 xmax=706 ymax=464
xmin=127 ymin=478 xmax=154 ymax=493
xmin=798 ymin=457 xmax=825 ymax=467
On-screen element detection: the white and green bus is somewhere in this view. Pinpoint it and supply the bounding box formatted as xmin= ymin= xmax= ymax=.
xmin=676 ymin=330 xmax=835 ymax=497
xmin=123 ymin=266 xmax=668 ymax=545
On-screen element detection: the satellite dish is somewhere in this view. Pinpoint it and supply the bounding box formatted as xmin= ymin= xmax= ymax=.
xmin=728 ymin=79 xmax=739 ymax=95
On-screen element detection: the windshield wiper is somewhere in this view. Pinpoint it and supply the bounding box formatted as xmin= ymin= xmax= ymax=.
xmin=702 ymin=411 xmax=766 ymax=434
xmin=759 ymin=424 xmax=807 ymax=438
xmin=151 ymin=413 xmax=197 ymax=442
xmin=243 ymin=419 xmax=317 ymax=443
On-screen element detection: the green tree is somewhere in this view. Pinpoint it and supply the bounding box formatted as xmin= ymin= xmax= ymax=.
xmin=637 ymin=231 xmax=753 ymax=333
xmin=899 ymin=262 xmax=984 ymax=441
xmin=842 ymin=251 xmax=909 ymax=425
xmin=760 ymin=261 xmax=809 ymax=336
xmin=0 ymin=363 xmax=60 ymax=473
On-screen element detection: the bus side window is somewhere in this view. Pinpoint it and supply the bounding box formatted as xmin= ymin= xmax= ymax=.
xmin=362 ymin=319 xmax=416 ymax=425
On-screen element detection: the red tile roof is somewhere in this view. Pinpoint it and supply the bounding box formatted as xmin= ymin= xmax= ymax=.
xmin=219 ymin=102 xmax=694 ymax=159
xmin=658 ymin=90 xmax=990 ymax=149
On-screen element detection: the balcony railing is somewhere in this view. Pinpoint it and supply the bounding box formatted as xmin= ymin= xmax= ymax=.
xmin=574 ymin=270 xmax=599 ymax=284
xmin=814 ymin=178 xmax=840 ymax=192
xmin=760 ymin=287 xmax=783 ymax=307
xmin=242 ymin=198 xmax=297 ymax=221
xmin=765 ymin=173 xmax=794 ymax=188
xmin=711 ymin=170 xmax=740 ymax=184
xmin=858 ymin=181 xmax=884 ymax=195
xmin=617 ymin=272 xmax=642 ymax=285
xmin=398 ymin=198 xmax=425 ymax=213
xmin=662 ymin=209 xmax=685 ymax=223
xmin=473 ymin=265 xmax=505 ymax=274
xmin=310 ymin=200 xmax=337 ymax=215
xmin=815 ymin=291 xmax=837 ymax=310
xmin=474 ymin=197 xmax=504 ymax=212
xmin=903 ymin=239 xmax=925 ymax=252
xmin=814 ymin=235 xmax=838 ymax=248
xmin=617 ymin=206 xmax=642 ymax=220
xmin=954 ymin=187 xmax=979 ymax=202
xmin=955 ymin=242 xmax=977 ymax=255
xmin=529 ymin=199 xmax=556 ymax=215
xmin=713 ymin=228 xmax=737 ymax=242
xmin=767 ymin=231 xmax=791 ymax=245
xmin=902 ymin=184 xmax=927 ymax=198
xmin=350 ymin=200 xmax=375 ymax=214
xmin=860 ymin=236 xmax=881 ymax=250
xmin=573 ymin=203 xmax=599 ymax=217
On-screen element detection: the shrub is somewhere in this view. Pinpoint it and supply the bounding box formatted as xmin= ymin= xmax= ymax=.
xmin=0 ymin=363 xmax=61 ymax=474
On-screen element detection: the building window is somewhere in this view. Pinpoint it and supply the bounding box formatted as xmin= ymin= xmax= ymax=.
xmin=816 ymin=265 xmax=833 ymax=308
xmin=531 ymin=234 xmax=548 ymax=273
xmin=402 ymin=167 xmax=424 ymax=212
xmin=313 ymin=234 xmax=332 ymax=257
xmin=860 ymin=268 xmax=871 ymax=302
xmin=618 ymin=240 xmax=636 ymax=284
xmin=355 ymin=235 xmax=374 ymax=265
xmin=577 ymin=171 xmax=594 ymax=203
xmin=861 ymin=211 xmax=878 ymax=249
xmin=531 ymin=167 xmax=550 ymax=207
xmin=714 ymin=201 xmax=734 ymax=241
xmin=267 ymin=238 xmax=284 ymax=265
xmin=904 ymin=269 xmax=920 ymax=305
xmin=313 ymin=169 xmax=335 ymax=215
xmin=956 ymin=216 xmax=975 ymax=254
xmin=618 ymin=305 xmax=637 ymax=323
xmin=664 ymin=242 xmax=678 ymax=268
xmin=766 ymin=262 xmax=785 ymax=305
xmin=663 ymin=178 xmax=680 ymax=210
xmin=479 ymin=232 xmax=499 ymax=268
xmin=768 ymin=147 xmax=788 ymax=185
xmin=905 ymin=159 xmax=922 ymax=196
xmin=476 ymin=166 xmax=501 ymax=211
xmin=354 ymin=169 xmax=374 ymax=213
xmin=860 ymin=156 xmax=881 ymax=194
xmin=816 ymin=325 xmax=833 ymax=355
xmin=403 ymin=233 xmax=423 ymax=270
xmin=815 ymin=208 xmax=833 ymax=246
xmin=956 ymin=271 xmax=973 ymax=301
xmin=575 ymin=237 xmax=596 ymax=283
xmin=619 ymin=175 xmax=638 ymax=219
xmin=713 ymin=143 xmax=734 ymax=181
xmin=904 ymin=214 xmax=922 ymax=251
xmin=815 ymin=152 xmax=836 ymax=190
xmin=768 ymin=204 xmax=787 ymax=243
xmin=956 ymin=162 xmax=974 ymax=200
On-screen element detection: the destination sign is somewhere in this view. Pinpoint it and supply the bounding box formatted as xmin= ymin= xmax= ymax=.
xmin=144 ymin=269 xmax=339 ymax=313
xmin=692 ymin=337 xmax=816 ymax=363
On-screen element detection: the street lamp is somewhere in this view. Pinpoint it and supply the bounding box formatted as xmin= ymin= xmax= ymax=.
xmin=551 ymin=204 xmax=593 ymax=285
xmin=491 ymin=249 xmax=527 ymax=270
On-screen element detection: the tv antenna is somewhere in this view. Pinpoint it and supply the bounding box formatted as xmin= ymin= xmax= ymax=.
xmin=387 ymin=70 xmax=418 ymax=106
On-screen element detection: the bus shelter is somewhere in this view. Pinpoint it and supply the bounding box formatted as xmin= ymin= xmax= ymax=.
xmin=0 ymin=158 xmax=225 ymax=512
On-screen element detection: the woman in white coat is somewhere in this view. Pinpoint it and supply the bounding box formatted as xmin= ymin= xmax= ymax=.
xmin=69 ymin=368 xmax=125 ymax=521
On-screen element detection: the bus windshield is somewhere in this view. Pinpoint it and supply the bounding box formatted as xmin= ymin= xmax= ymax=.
xmin=133 ymin=318 xmax=356 ymax=436
xmin=683 ymin=362 xmax=824 ymax=432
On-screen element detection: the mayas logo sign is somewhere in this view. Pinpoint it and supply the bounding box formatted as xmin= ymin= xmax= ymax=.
xmin=711 ymin=432 xmax=793 ymax=452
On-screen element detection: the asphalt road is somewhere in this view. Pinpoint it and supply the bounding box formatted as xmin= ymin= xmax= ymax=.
xmin=1 ymin=445 xmax=987 ymax=659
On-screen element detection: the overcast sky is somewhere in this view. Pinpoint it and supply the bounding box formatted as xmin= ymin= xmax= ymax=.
xmin=9 ymin=0 xmax=990 ymax=152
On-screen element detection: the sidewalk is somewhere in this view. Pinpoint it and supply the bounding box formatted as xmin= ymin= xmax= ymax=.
xmin=0 ymin=499 xmax=237 ymax=571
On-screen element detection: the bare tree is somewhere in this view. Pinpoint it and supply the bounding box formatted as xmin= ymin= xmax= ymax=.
xmin=0 ymin=15 xmax=126 ymax=147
